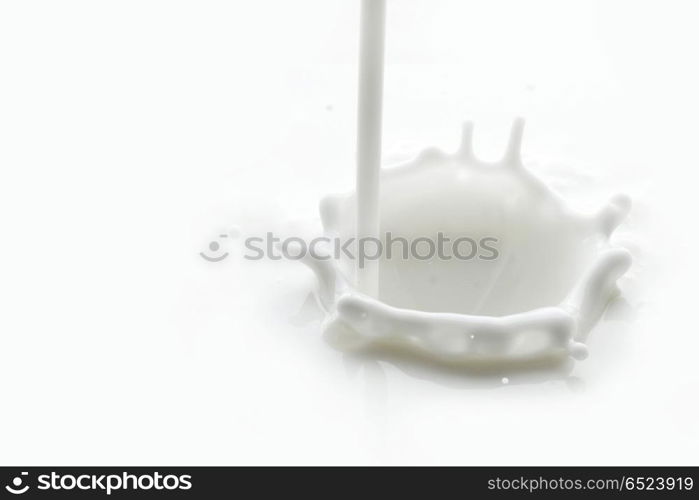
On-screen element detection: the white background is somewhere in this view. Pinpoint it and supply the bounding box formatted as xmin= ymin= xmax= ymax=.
xmin=0 ymin=0 xmax=697 ymax=465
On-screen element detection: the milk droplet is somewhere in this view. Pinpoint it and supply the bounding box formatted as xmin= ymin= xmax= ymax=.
xmin=501 ymin=377 xmax=509 ymax=385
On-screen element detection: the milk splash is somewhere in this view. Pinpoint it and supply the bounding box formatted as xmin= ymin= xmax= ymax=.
xmin=295 ymin=0 xmax=631 ymax=367
xmin=301 ymin=118 xmax=631 ymax=365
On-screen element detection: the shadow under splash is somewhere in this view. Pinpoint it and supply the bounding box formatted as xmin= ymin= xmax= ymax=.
xmin=341 ymin=345 xmax=577 ymax=391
